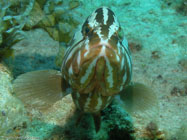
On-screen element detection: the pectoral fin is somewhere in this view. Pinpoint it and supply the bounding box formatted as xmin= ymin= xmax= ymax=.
xmin=116 ymin=82 xmax=158 ymax=116
xmin=13 ymin=70 xmax=71 ymax=111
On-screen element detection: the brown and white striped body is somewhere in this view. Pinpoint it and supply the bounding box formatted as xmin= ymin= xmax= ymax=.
xmin=61 ymin=7 xmax=132 ymax=113
xmin=72 ymin=90 xmax=114 ymax=113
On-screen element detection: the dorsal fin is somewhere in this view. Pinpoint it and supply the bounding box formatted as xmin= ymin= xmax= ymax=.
xmin=13 ymin=70 xmax=71 ymax=111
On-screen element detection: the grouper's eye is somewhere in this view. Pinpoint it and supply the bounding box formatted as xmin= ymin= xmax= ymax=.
xmin=85 ymin=27 xmax=90 ymax=34
xmin=82 ymin=25 xmax=93 ymax=37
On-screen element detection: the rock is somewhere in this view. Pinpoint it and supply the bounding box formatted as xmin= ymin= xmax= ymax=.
xmin=24 ymin=1 xmax=45 ymax=29
xmin=58 ymin=22 xmax=72 ymax=42
xmin=151 ymin=50 xmax=161 ymax=59
xmin=176 ymin=0 xmax=187 ymax=16
xmin=0 ymin=63 xmax=29 ymax=137
xmin=45 ymin=27 xmax=59 ymax=41
xmin=38 ymin=14 xmax=56 ymax=27
xmin=69 ymin=1 xmax=80 ymax=10
xmin=5 ymin=29 xmax=59 ymax=77
xmin=36 ymin=0 xmax=47 ymax=9
xmin=179 ymin=57 xmax=187 ymax=71
xmin=161 ymin=0 xmax=187 ymax=16
xmin=129 ymin=41 xmax=143 ymax=53
xmin=55 ymin=42 xmax=67 ymax=67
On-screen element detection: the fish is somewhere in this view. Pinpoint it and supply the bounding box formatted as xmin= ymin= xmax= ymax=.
xmin=62 ymin=7 xmax=132 ymax=114
xmin=13 ymin=7 xmax=157 ymax=132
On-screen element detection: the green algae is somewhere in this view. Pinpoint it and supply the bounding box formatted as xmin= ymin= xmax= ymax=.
xmin=0 ymin=0 xmax=81 ymax=60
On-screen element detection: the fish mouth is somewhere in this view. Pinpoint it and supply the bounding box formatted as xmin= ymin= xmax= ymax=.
xmin=82 ymin=41 xmax=117 ymax=61
xmin=90 ymin=41 xmax=114 ymax=51
xmin=88 ymin=42 xmax=119 ymax=63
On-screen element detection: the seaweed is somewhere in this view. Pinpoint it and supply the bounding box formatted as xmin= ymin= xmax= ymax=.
xmin=0 ymin=0 xmax=81 ymax=61
xmin=0 ymin=0 xmax=33 ymax=60
xmin=0 ymin=28 xmax=25 ymax=60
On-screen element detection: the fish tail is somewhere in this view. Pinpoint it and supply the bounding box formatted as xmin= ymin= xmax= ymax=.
xmin=93 ymin=112 xmax=101 ymax=133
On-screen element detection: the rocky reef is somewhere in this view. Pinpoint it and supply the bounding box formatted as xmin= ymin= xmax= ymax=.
xmin=0 ymin=0 xmax=187 ymax=140
xmin=0 ymin=63 xmax=29 ymax=138
xmin=0 ymin=0 xmax=81 ymax=62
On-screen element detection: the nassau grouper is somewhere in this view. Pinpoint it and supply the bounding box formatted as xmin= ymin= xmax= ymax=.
xmin=13 ymin=7 xmax=157 ymax=132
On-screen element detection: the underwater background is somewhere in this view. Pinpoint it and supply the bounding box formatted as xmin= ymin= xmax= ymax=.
xmin=0 ymin=0 xmax=186 ymax=139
